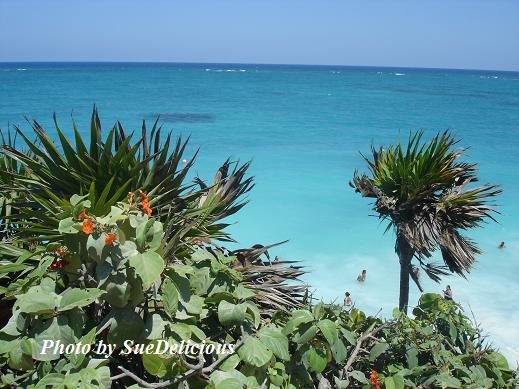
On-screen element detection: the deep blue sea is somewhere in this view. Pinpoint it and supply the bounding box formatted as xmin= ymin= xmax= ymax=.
xmin=1 ymin=63 xmax=518 ymax=362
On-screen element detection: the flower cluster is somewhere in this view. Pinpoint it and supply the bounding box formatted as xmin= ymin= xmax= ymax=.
xmin=49 ymin=259 xmax=68 ymax=270
xmin=82 ymin=219 xmax=94 ymax=234
xmin=370 ymin=370 xmax=381 ymax=389
xmin=49 ymin=245 xmax=70 ymax=270
xmin=50 ymin=245 xmax=70 ymax=258
xmin=139 ymin=190 xmax=152 ymax=216
xmin=78 ymin=210 xmax=117 ymax=246
xmin=104 ymin=233 xmax=116 ymax=246
xmin=77 ymin=210 xmax=95 ymax=235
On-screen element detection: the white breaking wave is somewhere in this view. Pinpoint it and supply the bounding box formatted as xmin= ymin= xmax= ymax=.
xmin=205 ymin=69 xmax=246 ymax=73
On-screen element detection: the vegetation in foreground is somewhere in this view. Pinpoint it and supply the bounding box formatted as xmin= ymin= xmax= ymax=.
xmin=0 ymin=110 xmax=516 ymax=388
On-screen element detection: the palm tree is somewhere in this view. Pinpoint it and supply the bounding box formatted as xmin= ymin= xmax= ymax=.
xmin=351 ymin=131 xmax=501 ymax=313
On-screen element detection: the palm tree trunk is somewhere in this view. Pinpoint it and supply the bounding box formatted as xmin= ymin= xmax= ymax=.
xmin=396 ymin=232 xmax=414 ymax=314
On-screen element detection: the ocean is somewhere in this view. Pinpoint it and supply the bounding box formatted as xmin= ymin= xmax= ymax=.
xmin=1 ymin=62 xmax=518 ymax=362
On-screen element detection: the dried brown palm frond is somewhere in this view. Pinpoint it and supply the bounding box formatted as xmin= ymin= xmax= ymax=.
xmin=230 ymin=242 xmax=307 ymax=315
xmin=195 ymin=242 xmax=307 ymax=316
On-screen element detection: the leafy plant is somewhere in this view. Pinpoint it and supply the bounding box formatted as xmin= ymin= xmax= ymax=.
xmin=1 ymin=195 xmax=515 ymax=388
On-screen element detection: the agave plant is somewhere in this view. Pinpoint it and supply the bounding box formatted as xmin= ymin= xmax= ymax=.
xmin=351 ymin=131 xmax=501 ymax=313
xmin=0 ymin=107 xmax=253 ymax=244
xmin=0 ymin=108 xmax=307 ymax=314
xmin=1 ymin=107 xmax=194 ymax=219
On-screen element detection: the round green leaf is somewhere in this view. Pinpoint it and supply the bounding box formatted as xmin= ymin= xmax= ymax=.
xmin=104 ymin=278 xmax=131 ymax=308
xmin=369 ymin=341 xmax=389 ymax=362
xmin=161 ymin=278 xmax=179 ymax=317
xmin=129 ymin=251 xmax=164 ymax=289
xmin=58 ymin=217 xmax=78 ymax=234
xmin=142 ymin=352 xmax=170 ymax=378
xmin=59 ymin=288 xmax=105 ymax=311
xmin=217 ymin=301 xmax=246 ymax=326
xmin=317 ymin=319 xmax=338 ymax=345
xmin=331 ymin=338 xmax=347 ymax=364
xmin=219 ymin=354 xmax=241 ymax=372
xmin=385 ymin=375 xmax=405 ymax=389
xmin=237 ymin=336 xmax=273 ymax=367
xmin=350 ymin=370 xmax=368 ymax=384
xmin=258 ymin=326 xmax=289 ymax=361
xmin=232 ymin=284 xmax=255 ymax=300
xmin=210 ymin=370 xmax=247 ymax=389
xmin=295 ymin=324 xmax=318 ymax=345
xmin=86 ymin=234 xmax=107 ymax=263
xmin=17 ymin=291 xmax=59 ymax=315
xmin=32 ymin=317 xmax=77 ymax=361
xmin=283 ymin=309 xmax=314 ymax=335
xmin=303 ymin=346 xmax=327 ymax=373
xmin=107 ymin=308 xmax=145 ymax=346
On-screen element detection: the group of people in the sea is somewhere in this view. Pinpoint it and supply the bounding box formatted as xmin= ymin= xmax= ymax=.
xmin=342 ymin=269 xmax=454 ymax=308
xmin=342 ymin=241 xmax=507 ymax=308
xmin=343 ymin=269 xmax=368 ymax=307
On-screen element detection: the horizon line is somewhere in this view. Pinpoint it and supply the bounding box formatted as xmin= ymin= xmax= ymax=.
xmin=0 ymin=60 xmax=518 ymax=74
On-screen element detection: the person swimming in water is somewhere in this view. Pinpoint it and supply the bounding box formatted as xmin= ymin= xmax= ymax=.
xmin=443 ymin=285 xmax=453 ymax=300
xmin=343 ymin=292 xmax=352 ymax=307
xmin=357 ymin=269 xmax=366 ymax=282
xmin=498 ymin=241 xmax=505 ymax=249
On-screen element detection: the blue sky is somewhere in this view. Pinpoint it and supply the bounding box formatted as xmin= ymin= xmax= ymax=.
xmin=1 ymin=0 xmax=518 ymax=71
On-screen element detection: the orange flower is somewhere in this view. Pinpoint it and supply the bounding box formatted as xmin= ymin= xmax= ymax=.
xmin=82 ymin=219 xmax=94 ymax=234
xmin=139 ymin=190 xmax=148 ymax=203
xmin=77 ymin=210 xmax=88 ymax=221
xmin=104 ymin=233 xmax=116 ymax=246
xmin=139 ymin=190 xmax=152 ymax=216
xmin=370 ymin=370 xmax=381 ymax=389
xmin=142 ymin=204 xmax=152 ymax=216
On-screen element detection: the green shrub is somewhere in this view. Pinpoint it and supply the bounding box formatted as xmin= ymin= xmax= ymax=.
xmin=1 ymin=198 xmax=515 ymax=388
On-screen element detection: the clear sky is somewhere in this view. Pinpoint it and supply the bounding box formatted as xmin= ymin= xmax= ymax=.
xmin=1 ymin=0 xmax=518 ymax=71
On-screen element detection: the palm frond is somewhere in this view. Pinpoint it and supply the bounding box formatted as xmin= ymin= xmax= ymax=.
xmin=438 ymin=229 xmax=481 ymax=276
xmin=230 ymin=242 xmax=307 ymax=315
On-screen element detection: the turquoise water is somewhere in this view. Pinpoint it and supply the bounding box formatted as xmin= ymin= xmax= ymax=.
xmin=1 ymin=63 xmax=518 ymax=362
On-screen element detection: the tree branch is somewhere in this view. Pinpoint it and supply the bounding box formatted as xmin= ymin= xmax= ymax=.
xmin=112 ymin=337 xmax=246 ymax=388
xmin=343 ymin=321 xmax=392 ymax=378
